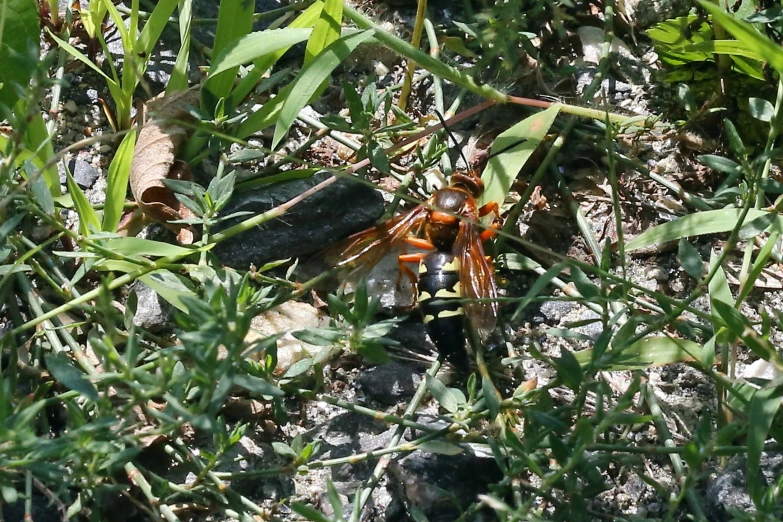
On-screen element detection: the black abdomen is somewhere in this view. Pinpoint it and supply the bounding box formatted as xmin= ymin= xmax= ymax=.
xmin=418 ymin=252 xmax=466 ymax=365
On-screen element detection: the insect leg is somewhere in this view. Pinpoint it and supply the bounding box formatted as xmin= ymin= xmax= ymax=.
xmin=398 ymin=252 xmax=426 ymax=309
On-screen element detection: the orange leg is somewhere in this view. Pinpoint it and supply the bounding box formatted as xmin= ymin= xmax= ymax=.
xmin=478 ymin=201 xmax=499 ymax=218
xmin=480 ymin=222 xmax=501 ymax=242
xmin=398 ymin=252 xmax=426 ymax=309
xmin=405 ymin=236 xmax=437 ymax=250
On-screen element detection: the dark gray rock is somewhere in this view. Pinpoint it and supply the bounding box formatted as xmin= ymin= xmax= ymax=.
xmin=706 ymin=452 xmax=783 ymax=521
xmin=356 ymin=361 xmax=422 ymax=406
xmin=2 ymin=494 xmax=64 ymax=522
xmin=212 ymin=171 xmax=385 ymax=268
xmin=64 ymin=159 xmax=100 ymax=189
xmin=388 ymin=449 xmax=502 ymax=521
xmin=131 ymin=281 xmax=174 ymax=332
xmin=537 ymin=300 xmax=575 ymax=324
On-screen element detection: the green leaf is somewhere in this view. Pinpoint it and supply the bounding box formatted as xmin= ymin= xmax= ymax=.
xmin=47 ymin=30 xmax=114 ymax=84
xmin=272 ymin=441 xmax=299 ymax=459
xmin=574 ymin=336 xmax=699 ymax=370
xmin=570 ymin=266 xmax=599 ymax=299
xmin=738 ymin=231 xmax=779 ymax=304
xmin=626 ymin=209 xmax=773 ymax=251
xmin=66 ymin=169 xmax=101 ymax=237
xmin=202 ymin=0 xmax=256 ymax=102
xmin=708 ymin=249 xmax=734 ymax=322
xmin=228 ymin=1 xmax=323 ymax=109
xmin=747 ymin=384 xmax=783 ymax=504
xmin=292 ymin=328 xmax=345 ymax=346
xmin=23 ymin=113 xmax=59 ymax=196
xmin=208 ymin=29 xmax=313 ymax=78
xmin=290 ymin=503 xmax=331 ymax=522
xmin=103 ymin=129 xmax=136 ymax=232
xmin=748 ymin=97 xmax=775 ymax=122
xmin=305 ymin=0 xmax=344 ymax=65
xmin=167 ymin=0 xmax=193 ymax=93
xmin=233 ymin=374 xmax=284 ymax=397
xmin=136 ymin=0 xmax=179 ymax=57
xmin=700 ymin=1 xmax=783 ymax=74
xmin=698 ymin=154 xmax=741 ymax=175
xmin=556 ymin=349 xmax=583 ymax=391
xmin=481 ymin=375 xmax=501 ymax=421
xmin=739 ymin=212 xmax=778 ymax=240
xmin=139 ymin=269 xmax=198 ymax=312
xmin=479 ymin=105 xmax=561 ymax=207
xmin=0 ymin=0 xmax=39 ymax=109
xmin=27 ymin=162 xmax=55 ymax=216
xmin=272 ymin=30 xmax=375 ymax=149
xmin=103 ymin=237 xmax=194 ymax=257
xmin=678 ymin=239 xmax=703 ymax=279
xmin=44 ymin=353 xmax=99 ymax=401
xmin=426 ymin=374 xmax=459 ymax=414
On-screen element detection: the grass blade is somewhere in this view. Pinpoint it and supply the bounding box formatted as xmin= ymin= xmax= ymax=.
xmin=208 ymin=28 xmax=313 ymax=78
xmin=66 ymin=168 xmax=101 ymax=237
xmin=228 ymin=1 xmax=322 ymax=108
xmin=203 ymin=0 xmax=257 ymax=103
xmin=699 ymin=1 xmax=783 ymax=73
xmin=167 ymin=0 xmax=193 ymax=93
xmin=747 ymin=383 xmax=783 ymax=504
xmin=136 ymin=0 xmax=180 ymax=57
xmin=479 ymin=105 xmax=560 ymax=206
xmin=23 ymin=113 xmax=59 ymax=196
xmin=103 ymin=129 xmax=136 ymax=232
xmin=574 ymin=336 xmax=699 ymax=370
xmin=304 ymin=0 xmax=343 ymax=65
xmin=626 ymin=209 xmax=774 ymax=251
xmin=272 ymin=29 xmax=375 ymax=148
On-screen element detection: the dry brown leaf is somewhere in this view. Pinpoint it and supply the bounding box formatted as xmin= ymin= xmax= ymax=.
xmin=130 ymin=87 xmax=201 ymax=244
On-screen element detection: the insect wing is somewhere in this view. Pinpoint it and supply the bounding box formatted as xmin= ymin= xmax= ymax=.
xmin=327 ymin=205 xmax=429 ymax=279
xmin=454 ymin=219 xmax=498 ymax=335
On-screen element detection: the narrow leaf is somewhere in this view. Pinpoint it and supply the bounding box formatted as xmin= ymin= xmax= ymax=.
xmin=66 ymin=169 xmax=101 ymax=237
xmin=273 ymin=30 xmax=375 ymax=149
xmin=305 ymin=0 xmax=343 ymax=65
xmin=103 ymin=129 xmax=136 ymax=232
xmin=627 ymin=209 xmax=773 ymax=251
xmin=747 ymin=384 xmax=783 ymax=504
xmin=479 ymin=105 xmax=561 ymax=206
xmin=208 ymin=29 xmax=313 ymax=78
xmin=678 ymin=239 xmax=703 ymax=279
xmin=44 ymin=353 xmax=99 ymax=401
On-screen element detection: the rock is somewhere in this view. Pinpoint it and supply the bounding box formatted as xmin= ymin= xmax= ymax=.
xmin=537 ymin=300 xmax=575 ymax=324
xmin=625 ymin=0 xmax=695 ymax=30
xmin=246 ymin=301 xmax=328 ymax=374
xmin=705 ymin=452 xmax=783 ymax=521
xmin=64 ymin=99 xmax=78 ymax=114
xmin=67 ymin=158 xmax=100 ymax=189
xmin=356 ymin=361 xmax=422 ymax=405
xmin=3 ymin=494 xmax=65 ymax=522
xmin=131 ymin=281 xmax=174 ymax=332
xmin=577 ymin=26 xmax=634 ymax=65
xmin=212 ymin=170 xmax=385 ymax=268
xmin=388 ymin=449 xmax=503 ymax=520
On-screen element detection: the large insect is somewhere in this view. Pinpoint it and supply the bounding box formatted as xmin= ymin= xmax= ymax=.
xmin=323 ymin=136 xmax=500 ymax=365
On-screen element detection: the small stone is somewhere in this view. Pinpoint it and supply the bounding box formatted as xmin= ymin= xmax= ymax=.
xmin=356 ymin=361 xmax=422 ymax=405
xmin=67 ymin=159 xmax=100 ymax=189
xmin=131 ymin=281 xmax=174 ymax=332
xmin=98 ymin=143 xmax=112 ymax=154
xmin=374 ymin=60 xmax=390 ymax=77
xmin=64 ymin=100 xmax=78 ymax=114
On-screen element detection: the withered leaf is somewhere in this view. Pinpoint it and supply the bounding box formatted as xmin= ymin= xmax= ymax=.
xmin=130 ymin=87 xmax=200 ymax=244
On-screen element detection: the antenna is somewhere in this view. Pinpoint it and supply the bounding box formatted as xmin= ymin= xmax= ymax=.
xmin=434 ymin=110 xmax=472 ymax=171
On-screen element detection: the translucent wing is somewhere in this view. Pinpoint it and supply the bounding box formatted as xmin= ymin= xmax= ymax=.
xmin=454 ymin=218 xmax=498 ymax=335
xmin=323 ymin=205 xmax=429 ymax=280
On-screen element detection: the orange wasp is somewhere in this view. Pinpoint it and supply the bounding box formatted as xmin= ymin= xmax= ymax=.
xmin=323 ymin=122 xmax=501 ymax=365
